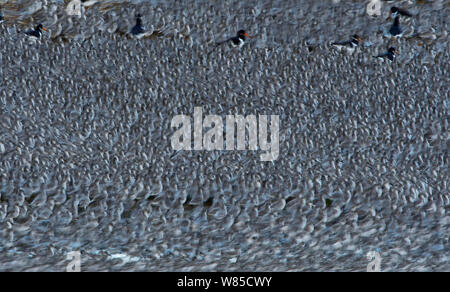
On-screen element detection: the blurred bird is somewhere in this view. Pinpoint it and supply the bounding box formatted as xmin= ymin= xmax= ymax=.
xmin=131 ymin=14 xmax=145 ymax=36
xmin=374 ymin=47 xmax=398 ymax=61
xmin=215 ymin=30 xmax=252 ymax=48
xmin=25 ymin=24 xmax=48 ymax=39
xmin=388 ymin=16 xmax=402 ymax=37
xmin=390 ymin=6 xmax=413 ymax=18
xmin=331 ymin=34 xmax=362 ymax=53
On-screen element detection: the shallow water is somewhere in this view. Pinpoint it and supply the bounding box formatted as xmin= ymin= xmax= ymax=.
xmin=0 ymin=0 xmax=448 ymax=271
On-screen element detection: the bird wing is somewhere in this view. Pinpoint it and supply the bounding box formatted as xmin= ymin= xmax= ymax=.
xmin=131 ymin=25 xmax=145 ymax=35
xmin=24 ymin=30 xmax=38 ymax=37
xmin=398 ymin=8 xmax=413 ymax=17
xmin=331 ymin=40 xmax=351 ymax=46
xmin=374 ymin=52 xmax=388 ymax=58
xmin=389 ymin=24 xmax=402 ymax=36
xmin=207 ymin=36 xmax=236 ymax=55
xmin=215 ymin=36 xmax=236 ymax=46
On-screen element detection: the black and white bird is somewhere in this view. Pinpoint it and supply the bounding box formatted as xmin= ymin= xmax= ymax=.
xmin=215 ymin=30 xmax=252 ymax=48
xmin=130 ymin=14 xmax=146 ymax=37
xmin=331 ymin=34 xmax=362 ymax=53
xmin=24 ymin=24 xmax=48 ymax=39
xmin=390 ymin=6 xmax=413 ymax=18
xmin=387 ymin=16 xmax=403 ymax=37
xmin=374 ymin=47 xmax=398 ymax=61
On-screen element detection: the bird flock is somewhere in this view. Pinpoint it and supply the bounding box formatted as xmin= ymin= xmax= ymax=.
xmin=3 ymin=4 xmax=417 ymax=63
xmin=331 ymin=6 xmax=415 ymax=61
xmin=0 ymin=0 xmax=448 ymax=271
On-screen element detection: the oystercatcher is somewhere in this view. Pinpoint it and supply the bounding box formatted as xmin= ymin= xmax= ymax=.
xmin=131 ymin=14 xmax=145 ymax=36
xmin=25 ymin=24 xmax=48 ymax=39
xmin=374 ymin=47 xmax=398 ymax=61
xmin=216 ymin=30 xmax=252 ymax=48
xmin=388 ymin=16 xmax=402 ymax=37
xmin=331 ymin=34 xmax=362 ymax=53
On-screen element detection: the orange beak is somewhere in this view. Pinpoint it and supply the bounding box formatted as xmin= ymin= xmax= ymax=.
xmin=244 ymin=32 xmax=252 ymax=38
xmin=42 ymin=27 xmax=48 ymax=32
xmin=395 ymin=49 xmax=398 ymax=54
xmin=357 ymin=37 xmax=362 ymax=42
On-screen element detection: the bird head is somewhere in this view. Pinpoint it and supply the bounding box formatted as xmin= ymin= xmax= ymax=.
xmin=237 ymin=30 xmax=251 ymax=39
xmin=37 ymin=24 xmax=48 ymax=32
xmin=352 ymin=34 xmax=362 ymax=43
xmin=388 ymin=47 xmax=398 ymax=54
xmin=390 ymin=7 xmax=399 ymax=18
